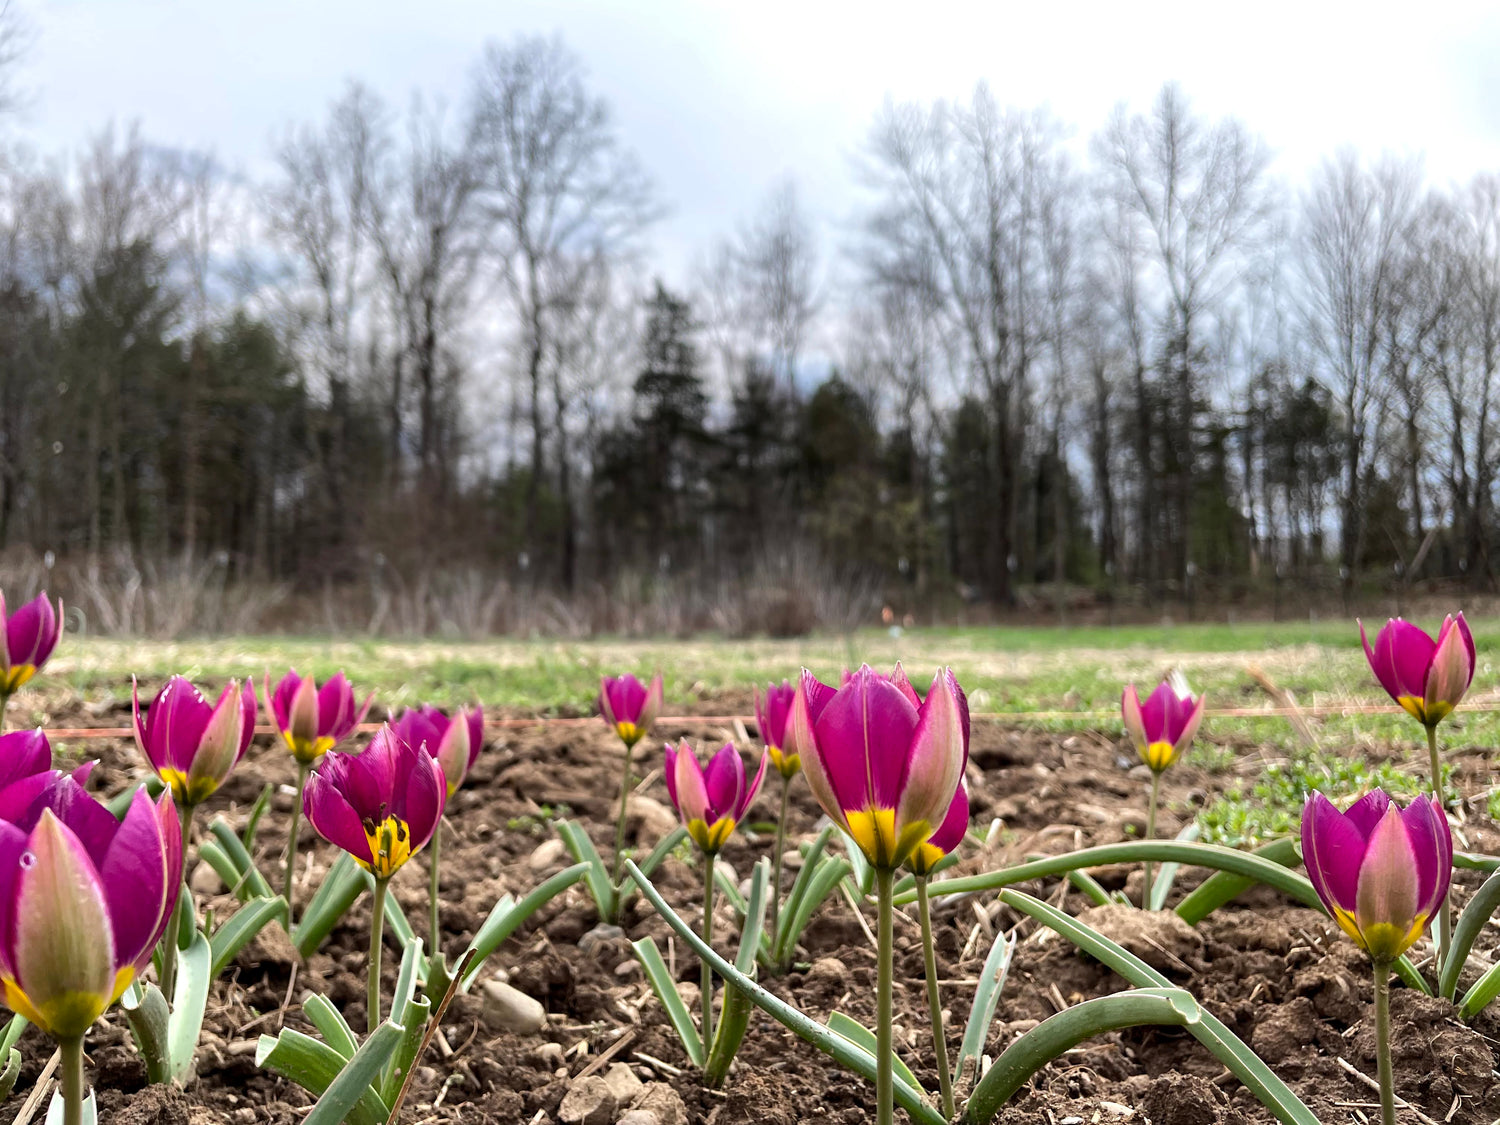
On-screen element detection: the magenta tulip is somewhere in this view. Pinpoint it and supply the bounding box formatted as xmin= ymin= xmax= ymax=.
xmin=907 ymin=782 xmax=969 ymax=877
xmin=1122 ymin=677 xmax=1206 ymax=773
xmin=789 ymin=664 xmax=969 ymax=870
xmin=392 ymin=704 xmax=484 ymax=796
xmin=303 ymin=725 xmax=445 ymax=882
xmin=0 ymin=591 xmax=60 ymax=697
xmin=133 ymin=676 xmax=257 ymax=807
xmin=599 ymin=673 xmax=663 ymax=748
xmin=755 ymin=681 xmax=799 ymax=779
xmin=0 ymin=775 xmax=182 ymax=1040
xmin=266 ymin=670 xmax=372 ymax=765
xmin=1360 ymin=614 xmax=1475 ymax=728
xmin=664 ymin=741 xmax=768 ymax=854
xmin=1302 ymin=789 xmax=1451 ymax=963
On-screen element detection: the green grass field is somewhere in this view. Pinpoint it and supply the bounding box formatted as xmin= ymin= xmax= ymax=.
xmin=30 ymin=617 xmax=1494 ymax=846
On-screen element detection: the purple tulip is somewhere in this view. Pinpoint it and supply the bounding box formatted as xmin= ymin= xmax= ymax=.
xmin=1122 ymin=676 xmax=1206 ymax=773
xmin=755 ymin=681 xmax=799 ymax=778
xmin=0 ymin=775 xmax=182 ymax=1039
xmin=907 ymin=782 xmax=969 ymax=877
xmin=663 ymin=741 xmax=769 ymax=855
xmin=133 ymin=676 xmax=257 ymax=806
xmin=599 ymin=673 xmax=663 ymax=748
xmin=1302 ymin=789 xmax=1452 ymax=963
xmin=788 ymin=664 xmax=969 ymax=870
xmin=1360 ymin=614 xmax=1475 ymax=727
xmin=0 ymin=592 xmax=60 ymax=696
xmin=266 ymin=670 xmax=372 ymax=765
xmin=302 ymin=725 xmax=446 ymax=881
xmin=391 ymin=705 xmax=485 ymax=796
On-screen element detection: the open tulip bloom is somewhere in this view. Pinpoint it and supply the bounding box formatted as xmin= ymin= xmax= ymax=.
xmin=1122 ymin=676 xmax=1205 ymax=900
xmin=599 ymin=673 xmax=664 ymax=908
xmin=303 ymin=724 xmax=445 ymax=1031
xmin=134 ymin=676 xmax=257 ymax=810
xmin=755 ymin=680 xmax=800 ymax=945
xmin=789 ymin=663 xmax=968 ymax=1125
xmin=0 ymin=591 xmax=61 ymax=721
xmin=0 ymin=773 xmax=181 ymax=1124
xmin=392 ymin=703 xmax=484 ymax=950
xmin=1302 ymin=789 xmax=1451 ymax=1125
xmin=664 ymin=739 xmax=767 ymax=1046
xmin=265 ymin=669 xmax=372 ymax=914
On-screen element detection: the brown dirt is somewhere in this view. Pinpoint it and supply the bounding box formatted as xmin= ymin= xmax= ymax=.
xmin=2 ymin=700 xmax=1498 ymax=1124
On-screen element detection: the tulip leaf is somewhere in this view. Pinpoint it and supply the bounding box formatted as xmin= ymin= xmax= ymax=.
xmin=302 ymin=994 xmax=359 ymax=1060
xmin=626 ymin=861 xmax=945 ymax=1125
xmin=209 ymin=896 xmax=288 ymax=978
xmin=208 ymin=820 xmax=276 ymax=901
xmin=736 ymin=859 xmax=771 ymax=977
xmin=635 ymin=824 xmax=690 ymax=882
xmin=1460 ymin=960 xmax=1500 ymax=1019
xmin=254 ymin=1027 xmax=393 ymax=1125
xmin=44 ymin=1086 xmax=96 ymax=1125
xmin=293 ymin=853 xmax=368 ymax=959
xmin=892 ymin=850 xmax=961 ymax=899
xmin=773 ymin=853 xmax=851 ymax=969
xmin=302 ymin=1020 xmax=406 ymax=1125
xmin=713 ymin=864 xmax=748 ymax=913
xmin=388 ymin=939 xmax=426 ymax=1037
xmin=458 ymin=862 xmax=591 ymax=993
xmin=381 ymin=993 xmax=430 ymax=1105
xmin=1065 ymin=869 xmax=1114 ymax=907
xmin=120 ymin=981 xmax=173 ymax=1085
xmin=554 ymin=820 xmax=614 ymax=920
xmin=167 ymin=930 xmax=212 ymax=1083
xmin=1442 ymin=869 xmax=1500 ymax=1001
xmin=955 ymin=927 xmax=1017 ymax=1089
xmin=631 ymin=936 xmax=705 ymax=1068
xmin=1174 ymin=836 xmax=1301 ymax=925
xmin=0 ymin=1047 xmax=19 ymax=1101
xmin=241 ymin=782 xmax=274 ymax=848
xmin=0 ymin=1014 xmax=26 ymax=1057
xmin=105 ymin=778 xmax=165 ymax=821
xmin=838 ymin=829 xmax=874 ymax=897
xmin=827 ymin=1011 xmax=926 ymax=1093
xmin=1148 ymin=822 xmax=1202 ymax=910
xmin=702 ymin=966 xmax=752 ymax=1088
xmin=1456 ymin=851 xmax=1500 ymax=873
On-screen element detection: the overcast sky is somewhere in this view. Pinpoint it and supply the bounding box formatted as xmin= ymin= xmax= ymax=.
xmin=15 ymin=0 xmax=1500 ymax=288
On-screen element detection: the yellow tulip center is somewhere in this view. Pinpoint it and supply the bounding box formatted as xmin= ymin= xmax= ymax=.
xmin=360 ymin=816 xmax=413 ymax=880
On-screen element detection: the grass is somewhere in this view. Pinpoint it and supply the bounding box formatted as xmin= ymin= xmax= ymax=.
xmin=23 ymin=616 xmax=1494 ymax=848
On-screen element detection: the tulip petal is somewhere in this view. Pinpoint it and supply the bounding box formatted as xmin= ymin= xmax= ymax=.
xmin=790 ymin=670 xmax=844 ymax=830
xmin=887 ymin=664 xmax=922 ymax=709
xmin=1360 ymin=619 xmax=1402 ymax=705
xmin=739 ymin=751 xmax=770 ymax=820
xmin=1301 ymin=792 xmax=1365 ymax=915
xmin=1344 ymin=789 xmax=1391 ymax=838
xmin=895 ymin=669 xmax=968 ymax=838
xmin=815 ymin=666 xmax=920 ymax=816
xmin=303 ymin=767 xmax=373 ymax=866
xmin=1425 ymin=614 xmax=1476 ymax=721
xmin=1399 ymin=795 xmax=1453 ymax=920
xmin=670 ymin=743 xmax=711 ymax=826
xmin=0 ymin=730 xmax=50 ymax=791
xmin=1121 ymin=685 xmax=1147 ymax=753
xmin=701 ymin=745 xmax=744 ymax=820
xmin=1354 ymin=805 xmax=1422 ymax=958
xmin=99 ymin=789 xmax=174 ymax=970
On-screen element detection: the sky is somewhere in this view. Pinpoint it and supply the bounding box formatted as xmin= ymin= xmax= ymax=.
xmin=15 ymin=0 xmax=1500 ymax=290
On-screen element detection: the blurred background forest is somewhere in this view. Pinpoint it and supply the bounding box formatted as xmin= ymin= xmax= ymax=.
xmin=0 ymin=20 xmax=1496 ymax=637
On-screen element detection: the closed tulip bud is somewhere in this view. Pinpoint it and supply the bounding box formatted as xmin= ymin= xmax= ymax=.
xmin=1122 ymin=677 xmax=1205 ymax=774
xmin=0 ymin=592 xmax=61 ymax=696
xmin=0 ymin=777 xmax=181 ymax=1040
xmin=266 ymin=670 xmax=372 ymax=765
xmin=1301 ymin=789 xmax=1452 ymax=963
xmin=1360 ymin=614 xmax=1476 ymax=728
xmin=133 ymin=676 xmax=257 ymax=807
xmin=792 ymin=665 xmax=969 ymax=871
xmin=392 ymin=704 xmax=485 ymax=796
xmin=302 ymin=725 xmax=445 ymax=881
xmin=599 ymin=673 xmax=663 ymax=748
xmin=663 ymin=740 xmax=768 ymax=855
xmin=755 ymin=681 xmax=799 ymax=778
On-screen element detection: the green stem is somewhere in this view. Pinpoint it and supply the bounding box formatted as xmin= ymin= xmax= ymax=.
xmin=875 ymin=865 xmax=894 ymax=1125
xmin=284 ymin=762 xmax=310 ymax=922
xmin=701 ymin=851 xmax=716 ymax=1049
xmin=161 ymin=802 xmax=195 ymax=1001
xmin=769 ymin=776 xmax=790 ymax=948
xmin=59 ymin=1037 xmax=83 ymax=1125
xmin=1373 ymin=959 xmax=1395 ymax=1125
xmin=1143 ymin=770 xmax=1162 ymax=906
xmin=428 ymin=823 xmax=442 ymax=957
xmin=1428 ymin=724 xmax=1452 ymax=963
xmin=915 ymin=876 xmax=955 ymax=1121
xmin=608 ymin=742 xmax=634 ymax=920
xmin=369 ymin=878 xmax=388 ymax=1036
xmin=0 ymin=692 xmax=9 ymax=734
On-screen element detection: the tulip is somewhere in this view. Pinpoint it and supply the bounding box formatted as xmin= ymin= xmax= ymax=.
xmin=663 ymin=739 xmax=767 ymax=1046
xmin=0 ymin=592 xmax=61 ymax=725
xmin=0 ymin=775 xmax=181 ymax=1125
xmin=599 ymin=672 xmax=664 ymax=919
xmin=265 ymin=669 xmax=372 ymax=916
xmin=1122 ymin=674 xmax=1206 ymax=900
xmin=0 ymin=728 xmax=55 ymax=791
xmin=1359 ymin=613 xmax=1474 ymax=960
xmin=133 ymin=676 xmax=257 ymax=809
xmin=391 ymin=704 xmax=485 ymax=950
xmin=303 ymin=725 xmax=445 ymax=1032
xmin=1302 ymin=789 xmax=1451 ymax=1125
xmin=755 ymin=680 xmax=799 ymax=947
xmin=789 ymin=663 xmax=968 ymax=1125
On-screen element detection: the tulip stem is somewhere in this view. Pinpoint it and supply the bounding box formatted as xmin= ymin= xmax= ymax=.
xmin=369 ymin=877 xmax=389 ymax=1036
xmin=1143 ymin=771 xmax=1162 ymax=907
xmin=701 ymin=851 xmax=716 ymax=1049
xmin=428 ymin=823 xmax=442 ymax=957
xmin=608 ymin=743 xmax=634 ymax=921
xmin=874 ymin=865 xmax=894 ymax=1125
xmin=160 ymin=803 xmax=196 ymax=1002
xmin=1427 ymin=724 xmax=1452 ymax=963
xmin=915 ymin=875 xmax=955 ymax=1120
xmin=769 ymin=775 xmax=790 ymax=951
xmin=1373 ymin=959 xmax=1395 ymax=1125
xmin=59 ymin=1037 xmax=84 ymax=1125
xmin=284 ymin=762 xmax=310 ymax=923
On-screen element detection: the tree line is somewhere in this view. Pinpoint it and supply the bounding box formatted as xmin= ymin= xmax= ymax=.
xmin=0 ymin=33 xmax=1493 ymax=632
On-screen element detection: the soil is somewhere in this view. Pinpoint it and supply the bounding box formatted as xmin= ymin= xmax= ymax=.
xmin=4 ymin=694 xmax=1500 ymax=1125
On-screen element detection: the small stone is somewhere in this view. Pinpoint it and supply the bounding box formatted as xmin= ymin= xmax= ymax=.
xmin=190 ymin=862 xmax=224 ymax=895
xmin=617 ymin=1112 xmax=659 ymax=1125
xmin=806 ymin=957 xmax=848 ymax=987
xmin=480 ymin=979 xmax=547 ymax=1034
xmin=602 ymin=1061 xmax=643 ymax=1103
xmin=628 ymin=796 xmax=679 ymax=839
xmin=631 ymin=1083 xmax=687 ymax=1125
xmin=528 ymin=837 xmax=568 ymax=873
xmin=578 ymin=923 xmax=626 ymax=955
xmin=534 ymin=1042 xmax=566 ymax=1068
xmin=614 ymin=959 xmax=641 ymax=977
xmin=558 ymin=1075 xmax=617 ymax=1124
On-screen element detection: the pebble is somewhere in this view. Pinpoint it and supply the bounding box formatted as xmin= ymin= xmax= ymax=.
xmin=577 ymin=923 xmax=625 ymax=956
xmin=631 ymin=1083 xmax=687 ymax=1125
xmin=190 ymin=862 xmax=224 ymax=895
xmin=617 ymin=1112 xmax=659 ymax=1125
xmin=806 ymin=956 xmax=848 ymax=988
xmin=557 ymin=1075 xmax=617 ymax=1125
xmin=480 ymin=979 xmax=547 ymax=1034
xmin=533 ymin=1042 xmax=566 ymax=1068
xmin=602 ymin=1062 xmax=643 ymax=1103
xmin=629 ymin=795 xmax=680 ymax=838
xmin=528 ymin=837 xmax=568 ymax=873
